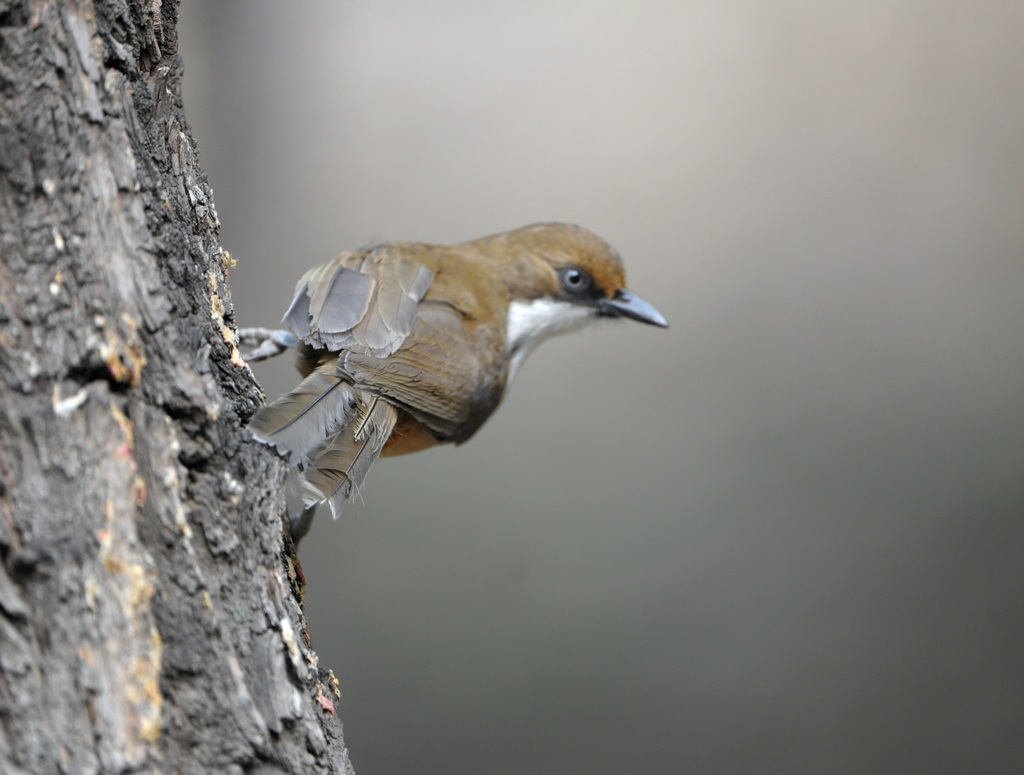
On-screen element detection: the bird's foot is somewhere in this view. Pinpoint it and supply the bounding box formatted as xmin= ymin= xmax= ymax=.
xmin=237 ymin=327 xmax=298 ymax=362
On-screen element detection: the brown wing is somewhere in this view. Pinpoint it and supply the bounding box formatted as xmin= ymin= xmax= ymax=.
xmin=283 ymin=245 xmax=433 ymax=358
xmin=281 ymin=243 xmax=507 ymax=445
xmin=336 ymin=301 xmax=507 ymax=444
xmin=257 ymin=245 xmax=432 ymax=466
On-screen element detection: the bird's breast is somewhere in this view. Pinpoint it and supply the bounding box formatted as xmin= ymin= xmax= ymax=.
xmin=381 ymin=410 xmax=441 ymax=457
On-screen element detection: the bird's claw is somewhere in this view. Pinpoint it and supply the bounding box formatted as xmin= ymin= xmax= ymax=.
xmin=237 ymin=327 xmax=298 ymax=362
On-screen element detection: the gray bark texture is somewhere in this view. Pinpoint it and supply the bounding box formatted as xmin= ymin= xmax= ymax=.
xmin=0 ymin=1 xmax=353 ymax=772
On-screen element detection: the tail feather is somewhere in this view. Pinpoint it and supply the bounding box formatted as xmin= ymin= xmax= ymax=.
xmin=249 ymin=366 xmax=354 ymax=465
xmin=297 ymin=393 xmax=398 ymax=518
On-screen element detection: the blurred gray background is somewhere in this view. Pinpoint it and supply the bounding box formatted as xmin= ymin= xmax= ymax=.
xmin=180 ymin=3 xmax=1024 ymax=773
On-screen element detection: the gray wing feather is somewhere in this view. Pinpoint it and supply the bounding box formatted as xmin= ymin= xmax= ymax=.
xmin=313 ymin=265 xmax=375 ymax=335
xmin=282 ymin=280 xmax=313 ymax=340
xmin=283 ymin=248 xmax=433 ymax=358
xmin=373 ymin=258 xmax=433 ymax=338
xmin=297 ymin=392 xmax=398 ymax=518
xmin=248 ymin=368 xmax=355 ymax=465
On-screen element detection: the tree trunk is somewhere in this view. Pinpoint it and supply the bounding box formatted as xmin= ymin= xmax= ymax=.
xmin=0 ymin=2 xmax=352 ymax=772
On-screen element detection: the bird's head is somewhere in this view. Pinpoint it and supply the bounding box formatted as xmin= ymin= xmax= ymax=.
xmin=465 ymin=222 xmax=667 ymax=378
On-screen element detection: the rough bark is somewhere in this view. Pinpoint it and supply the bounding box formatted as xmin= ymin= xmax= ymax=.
xmin=0 ymin=1 xmax=352 ymax=772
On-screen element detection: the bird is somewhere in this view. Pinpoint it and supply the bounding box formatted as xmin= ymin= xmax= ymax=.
xmin=247 ymin=223 xmax=667 ymax=538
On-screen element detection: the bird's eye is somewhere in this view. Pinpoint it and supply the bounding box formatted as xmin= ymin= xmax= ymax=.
xmin=559 ymin=266 xmax=592 ymax=295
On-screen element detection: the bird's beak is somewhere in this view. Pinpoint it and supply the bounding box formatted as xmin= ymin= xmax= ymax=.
xmin=600 ymin=289 xmax=668 ymax=328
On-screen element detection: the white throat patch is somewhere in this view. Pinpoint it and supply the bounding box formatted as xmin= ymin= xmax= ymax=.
xmin=506 ymin=298 xmax=595 ymax=382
